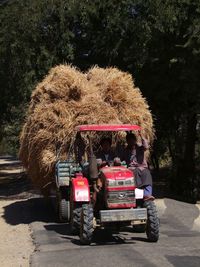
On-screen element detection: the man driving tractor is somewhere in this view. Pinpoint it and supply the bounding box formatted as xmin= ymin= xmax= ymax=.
xmin=96 ymin=137 xmax=121 ymax=167
xmin=96 ymin=137 xmax=115 ymax=163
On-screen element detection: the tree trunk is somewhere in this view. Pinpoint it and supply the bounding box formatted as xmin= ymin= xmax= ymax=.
xmin=168 ymin=138 xmax=175 ymax=165
xmin=151 ymin=152 xmax=160 ymax=171
xmin=184 ymin=114 xmax=196 ymax=169
xmin=180 ymin=113 xmax=197 ymax=202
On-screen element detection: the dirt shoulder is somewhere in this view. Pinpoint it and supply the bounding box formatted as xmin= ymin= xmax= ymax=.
xmin=0 ymin=156 xmax=34 ymax=267
xmin=0 ymin=200 xmax=34 ymax=267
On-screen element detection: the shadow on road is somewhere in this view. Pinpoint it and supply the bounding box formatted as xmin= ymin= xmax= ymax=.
xmin=166 ymin=255 xmax=200 ymax=267
xmin=0 ymin=173 xmax=32 ymax=198
xmin=0 ymin=162 xmax=22 ymax=170
xmin=64 ymin=227 xmax=137 ymax=246
xmin=3 ymin=197 xmax=55 ymax=225
xmin=0 ymin=155 xmax=18 ymax=160
xmin=0 ymin=155 xmax=31 ymax=198
xmin=44 ymin=222 xmax=139 ymax=246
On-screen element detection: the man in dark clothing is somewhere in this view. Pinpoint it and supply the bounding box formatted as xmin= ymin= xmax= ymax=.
xmin=96 ymin=137 xmax=115 ymax=164
xmin=121 ymin=132 xmax=154 ymax=200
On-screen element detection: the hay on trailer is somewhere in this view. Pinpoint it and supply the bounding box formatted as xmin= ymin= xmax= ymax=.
xmin=87 ymin=66 xmax=154 ymax=140
xmin=19 ymin=64 xmax=154 ymax=192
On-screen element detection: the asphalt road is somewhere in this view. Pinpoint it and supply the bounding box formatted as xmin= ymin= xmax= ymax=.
xmin=5 ymin=197 xmax=200 ymax=267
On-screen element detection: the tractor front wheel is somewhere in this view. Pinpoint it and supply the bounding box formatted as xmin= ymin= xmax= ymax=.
xmin=70 ymin=203 xmax=82 ymax=234
xmin=80 ymin=204 xmax=94 ymax=245
xmin=144 ymin=200 xmax=159 ymax=242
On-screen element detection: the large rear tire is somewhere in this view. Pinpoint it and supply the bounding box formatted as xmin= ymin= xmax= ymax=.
xmin=56 ymin=189 xmax=70 ymax=223
xmin=59 ymin=199 xmax=70 ymax=222
xmin=144 ymin=200 xmax=159 ymax=242
xmin=80 ymin=204 xmax=94 ymax=245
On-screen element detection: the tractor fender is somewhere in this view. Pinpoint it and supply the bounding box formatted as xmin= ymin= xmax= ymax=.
xmin=71 ymin=175 xmax=90 ymax=202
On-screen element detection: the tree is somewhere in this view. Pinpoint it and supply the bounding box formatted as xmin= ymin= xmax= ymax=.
xmin=136 ymin=0 xmax=200 ymax=201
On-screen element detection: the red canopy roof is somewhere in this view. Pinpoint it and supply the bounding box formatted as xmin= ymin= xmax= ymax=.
xmin=75 ymin=124 xmax=141 ymax=132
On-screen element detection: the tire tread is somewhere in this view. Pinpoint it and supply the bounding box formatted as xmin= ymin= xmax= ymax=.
xmin=144 ymin=200 xmax=159 ymax=242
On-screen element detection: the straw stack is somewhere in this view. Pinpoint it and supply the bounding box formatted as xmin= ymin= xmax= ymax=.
xmin=19 ymin=64 xmax=154 ymax=192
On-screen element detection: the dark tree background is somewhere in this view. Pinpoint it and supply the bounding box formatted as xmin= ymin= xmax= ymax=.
xmin=0 ymin=0 xmax=199 ymax=202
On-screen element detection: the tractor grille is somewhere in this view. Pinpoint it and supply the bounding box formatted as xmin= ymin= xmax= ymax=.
xmin=107 ymin=190 xmax=135 ymax=204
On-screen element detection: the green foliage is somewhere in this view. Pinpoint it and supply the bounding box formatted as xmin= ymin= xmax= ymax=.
xmin=0 ymin=0 xmax=76 ymax=122
xmin=0 ymin=104 xmax=27 ymax=156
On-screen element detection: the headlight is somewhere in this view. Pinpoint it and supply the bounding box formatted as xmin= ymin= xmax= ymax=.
xmin=125 ymin=177 xmax=135 ymax=186
xmin=107 ymin=179 xmax=116 ymax=186
xmin=107 ymin=177 xmax=135 ymax=186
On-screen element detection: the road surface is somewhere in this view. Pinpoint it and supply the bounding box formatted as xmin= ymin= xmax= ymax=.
xmin=4 ymin=197 xmax=200 ymax=267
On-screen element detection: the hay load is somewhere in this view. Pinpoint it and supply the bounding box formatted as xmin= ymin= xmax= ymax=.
xmin=19 ymin=64 xmax=154 ymax=191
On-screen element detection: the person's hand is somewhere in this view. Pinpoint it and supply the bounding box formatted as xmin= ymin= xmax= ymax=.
xmin=93 ymin=182 xmax=100 ymax=193
xmin=93 ymin=179 xmax=102 ymax=193
xmin=101 ymin=161 xmax=108 ymax=167
xmin=114 ymin=157 xmax=121 ymax=166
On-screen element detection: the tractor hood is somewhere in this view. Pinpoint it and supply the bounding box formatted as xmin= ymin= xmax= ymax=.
xmin=99 ymin=166 xmax=134 ymax=181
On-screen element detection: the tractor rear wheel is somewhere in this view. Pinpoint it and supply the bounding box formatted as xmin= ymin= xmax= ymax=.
xmin=56 ymin=189 xmax=70 ymax=223
xmin=80 ymin=204 xmax=94 ymax=245
xmin=144 ymin=200 xmax=159 ymax=242
xmin=59 ymin=199 xmax=70 ymax=222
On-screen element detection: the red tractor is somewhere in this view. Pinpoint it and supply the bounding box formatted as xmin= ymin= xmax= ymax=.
xmin=55 ymin=124 xmax=159 ymax=244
